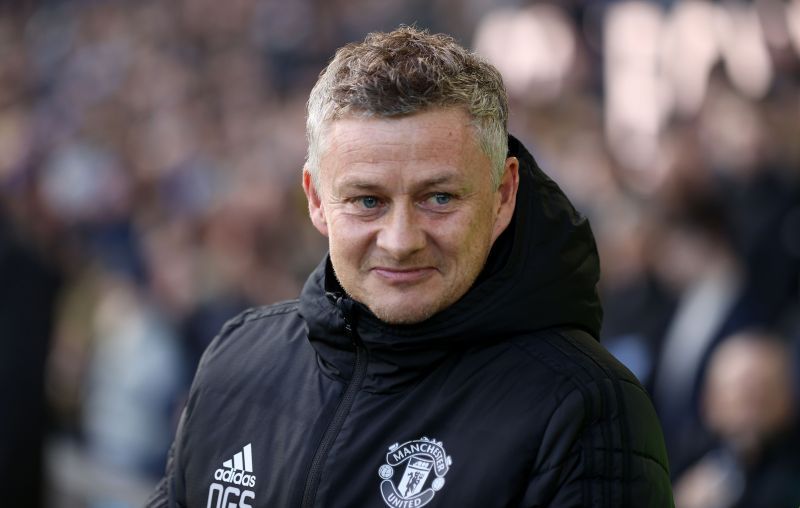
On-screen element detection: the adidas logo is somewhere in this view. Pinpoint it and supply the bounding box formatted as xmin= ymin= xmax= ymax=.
xmin=214 ymin=443 xmax=257 ymax=488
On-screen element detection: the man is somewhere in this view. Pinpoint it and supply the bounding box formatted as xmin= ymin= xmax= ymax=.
xmin=149 ymin=27 xmax=673 ymax=507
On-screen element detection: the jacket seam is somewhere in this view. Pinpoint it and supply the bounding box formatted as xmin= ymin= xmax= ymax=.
xmin=506 ymin=337 xmax=575 ymax=381
xmin=527 ymin=446 xmax=667 ymax=477
xmin=239 ymin=301 xmax=300 ymax=322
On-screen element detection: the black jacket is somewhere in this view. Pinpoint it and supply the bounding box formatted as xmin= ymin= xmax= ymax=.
xmin=148 ymin=136 xmax=673 ymax=507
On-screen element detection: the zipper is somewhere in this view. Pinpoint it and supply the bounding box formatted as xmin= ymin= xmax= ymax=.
xmin=300 ymin=301 xmax=367 ymax=508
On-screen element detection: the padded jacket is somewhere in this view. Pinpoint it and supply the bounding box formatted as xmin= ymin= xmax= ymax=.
xmin=148 ymin=136 xmax=674 ymax=507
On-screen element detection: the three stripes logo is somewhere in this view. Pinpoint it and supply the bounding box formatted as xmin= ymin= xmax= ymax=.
xmin=224 ymin=443 xmax=254 ymax=472
xmin=214 ymin=443 xmax=257 ymax=488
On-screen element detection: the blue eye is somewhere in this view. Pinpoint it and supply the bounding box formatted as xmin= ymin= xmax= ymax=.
xmin=432 ymin=193 xmax=451 ymax=205
xmin=360 ymin=196 xmax=379 ymax=209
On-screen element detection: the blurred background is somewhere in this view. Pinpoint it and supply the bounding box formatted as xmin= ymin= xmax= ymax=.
xmin=0 ymin=0 xmax=798 ymax=506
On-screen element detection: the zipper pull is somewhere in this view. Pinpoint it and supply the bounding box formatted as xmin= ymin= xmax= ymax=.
xmin=335 ymin=295 xmax=358 ymax=346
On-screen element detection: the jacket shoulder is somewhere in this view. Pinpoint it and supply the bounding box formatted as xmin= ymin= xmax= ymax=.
xmin=162 ymin=301 xmax=312 ymax=506
xmin=510 ymin=328 xmax=641 ymax=389
xmin=188 ymin=300 xmax=308 ymax=398
xmin=512 ymin=329 xmax=674 ymax=507
xmin=199 ymin=300 xmax=302 ymax=360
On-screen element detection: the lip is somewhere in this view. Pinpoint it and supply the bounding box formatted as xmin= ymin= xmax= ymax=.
xmin=372 ymin=267 xmax=436 ymax=284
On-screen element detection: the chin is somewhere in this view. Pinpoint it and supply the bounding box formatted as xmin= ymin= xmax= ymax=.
xmin=368 ymin=299 xmax=442 ymax=325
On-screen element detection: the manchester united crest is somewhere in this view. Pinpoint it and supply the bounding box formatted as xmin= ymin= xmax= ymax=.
xmin=377 ymin=437 xmax=452 ymax=507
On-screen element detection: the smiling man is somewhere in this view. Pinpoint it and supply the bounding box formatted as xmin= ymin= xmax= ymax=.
xmin=149 ymin=27 xmax=673 ymax=508
xmin=306 ymin=108 xmax=517 ymax=325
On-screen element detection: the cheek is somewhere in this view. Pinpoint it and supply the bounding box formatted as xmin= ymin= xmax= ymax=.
xmin=327 ymin=215 xmax=375 ymax=256
xmin=433 ymin=213 xmax=494 ymax=264
xmin=453 ymin=206 xmax=496 ymax=241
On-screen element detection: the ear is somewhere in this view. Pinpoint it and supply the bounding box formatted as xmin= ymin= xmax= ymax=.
xmin=303 ymin=168 xmax=329 ymax=237
xmin=491 ymin=157 xmax=520 ymax=243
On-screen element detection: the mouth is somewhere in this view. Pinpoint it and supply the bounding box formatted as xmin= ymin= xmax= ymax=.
xmin=371 ymin=267 xmax=437 ymax=284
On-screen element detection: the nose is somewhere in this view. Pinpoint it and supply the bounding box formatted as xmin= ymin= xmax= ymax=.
xmin=376 ymin=202 xmax=426 ymax=260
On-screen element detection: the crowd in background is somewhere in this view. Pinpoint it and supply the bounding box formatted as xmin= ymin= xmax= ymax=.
xmin=1 ymin=0 xmax=799 ymax=506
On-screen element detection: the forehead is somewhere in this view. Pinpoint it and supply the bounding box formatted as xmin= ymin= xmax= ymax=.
xmin=318 ymin=108 xmax=487 ymax=182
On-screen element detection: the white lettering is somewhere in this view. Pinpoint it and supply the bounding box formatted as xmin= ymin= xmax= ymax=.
xmin=386 ymin=492 xmax=423 ymax=508
xmin=214 ymin=468 xmax=257 ymax=487
xmin=238 ymin=490 xmax=255 ymax=508
xmin=208 ymin=484 xmax=256 ymax=508
xmin=206 ymin=483 xmax=224 ymax=508
xmin=222 ymin=486 xmax=240 ymax=508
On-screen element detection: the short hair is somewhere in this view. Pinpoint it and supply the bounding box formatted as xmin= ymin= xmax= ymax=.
xmin=305 ymin=26 xmax=509 ymax=188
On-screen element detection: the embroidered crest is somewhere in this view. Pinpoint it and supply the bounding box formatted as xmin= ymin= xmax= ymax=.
xmin=377 ymin=437 xmax=452 ymax=507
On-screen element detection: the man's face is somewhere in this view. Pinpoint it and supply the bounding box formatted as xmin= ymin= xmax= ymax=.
xmin=304 ymin=108 xmax=518 ymax=324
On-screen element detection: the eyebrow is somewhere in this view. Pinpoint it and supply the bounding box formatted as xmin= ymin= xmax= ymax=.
xmin=416 ymin=175 xmax=458 ymax=187
xmin=336 ymin=174 xmax=461 ymax=193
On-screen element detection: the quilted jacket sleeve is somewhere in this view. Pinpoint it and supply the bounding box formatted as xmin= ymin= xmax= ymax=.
xmin=145 ymin=310 xmax=252 ymax=507
xmin=145 ymin=443 xmax=175 ymax=508
xmin=145 ymin=409 xmax=187 ymax=508
xmin=519 ymin=379 xmax=674 ymax=507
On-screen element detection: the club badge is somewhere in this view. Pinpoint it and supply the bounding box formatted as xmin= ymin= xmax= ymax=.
xmin=377 ymin=437 xmax=452 ymax=507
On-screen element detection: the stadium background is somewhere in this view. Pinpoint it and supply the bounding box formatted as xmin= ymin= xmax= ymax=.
xmin=1 ymin=0 xmax=799 ymax=506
